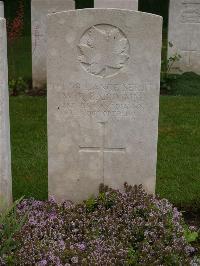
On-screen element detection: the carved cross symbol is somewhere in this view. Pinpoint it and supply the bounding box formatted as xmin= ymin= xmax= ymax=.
xmin=79 ymin=122 xmax=126 ymax=182
xmin=33 ymin=25 xmax=44 ymax=54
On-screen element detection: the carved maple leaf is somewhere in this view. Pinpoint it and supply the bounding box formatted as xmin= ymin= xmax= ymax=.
xmin=78 ymin=26 xmax=129 ymax=77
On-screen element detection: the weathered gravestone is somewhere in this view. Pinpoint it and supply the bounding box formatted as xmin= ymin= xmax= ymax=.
xmin=31 ymin=0 xmax=75 ymax=90
xmin=168 ymin=0 xmax=200 ymax=74
xmin=0 ymin=1 xmax=4 ymax=18
xmin=47 ymin=9 xmax=162 ymax=202
xmin=94 ymin=0 xmax=138 ymax=9
xmin=0 ymin=18 xmax=12 ymax=211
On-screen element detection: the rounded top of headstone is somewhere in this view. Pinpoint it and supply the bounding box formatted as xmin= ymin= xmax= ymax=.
xmin=0 ymin=1 xmax=4 ymax=6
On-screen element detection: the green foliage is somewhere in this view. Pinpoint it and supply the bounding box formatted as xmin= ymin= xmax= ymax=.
xmin=98 ymin=190 xmax=116 ymax=209
xmin=85 ymin=191 xmax=117 ymax=212
xmin=9 ymin=77 xmax=28 ymax=96
xmin=0 ymin=197 xmax=27 ymax=258
xmin=161 ymin=42 xmax=182 ymax=93
xmin=126 ymin=247 xmax=138 ymax=265
xmin=85 ymin=197 xmax=98 ymax=212
xmin=184 ymin=228 xmax=199 ymax=243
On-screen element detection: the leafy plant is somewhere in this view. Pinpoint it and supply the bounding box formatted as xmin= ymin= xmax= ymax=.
xmin=9 ymin=77 xmax=28 ymax=96
xmin=85 ymin=196 xmax=98 ymax=212
xmin=184 ymin=227 xmax=199 ymax=243
xmin=161 ymin=42 xmax=182 ymax=93
xmin=0 ymin=197 xmax=27 ymax=259
xmin=0 ymin=184 xmax=197 ymax=265
xmin=127 ymin=247 xmax=139 ymax=265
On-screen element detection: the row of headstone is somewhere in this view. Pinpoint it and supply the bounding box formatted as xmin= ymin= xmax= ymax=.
xmin=0 ymin=1 xmax=12 ymax=211
xmin=31 ymin=0 xmax=139 ymax=91
xmin=168 ymin=0 xmax=200 ymax=74
xmin=33 ymin=0 xmax=200 ymax=91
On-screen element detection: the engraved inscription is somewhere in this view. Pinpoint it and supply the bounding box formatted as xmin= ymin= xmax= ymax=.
xmin=78 ymin=24 xmax=130 ymax=77
xmin=79 ymin=122 xmax=126 ymax=182
xmin=180 ymin=2 xmax=200 ymax=23
xmin=55 ymin=82 xmax=150 ymax=121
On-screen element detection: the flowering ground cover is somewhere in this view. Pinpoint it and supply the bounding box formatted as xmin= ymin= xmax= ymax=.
xmin=0 ymin=184 xmax=199 ymax=265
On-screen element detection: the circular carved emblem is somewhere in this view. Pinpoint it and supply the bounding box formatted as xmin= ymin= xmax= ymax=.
xmin=78 ymin=24 xmax=130 ymax=78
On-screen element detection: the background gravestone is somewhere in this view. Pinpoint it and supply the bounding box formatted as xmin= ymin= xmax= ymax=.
xmin=0 ymin=1 xmax=4 ymax=17
xmin=47 ymin=9 xmax=162 ymax=203
xmin=94 ymin=0 xmax=138 ymax=9
xmin=0 ymin=18 xmax=12 ymax=211
xmin=168 ymin=0 xmax=200 ymax=74
xmin=31 ymin=0 xmax=75 ymax=91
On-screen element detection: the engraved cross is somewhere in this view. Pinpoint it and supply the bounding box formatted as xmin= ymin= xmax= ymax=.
xmin=79 ymin=122 xmax=126 ymax=182
xmin=33 ymin=25 xmax=44 ymax=54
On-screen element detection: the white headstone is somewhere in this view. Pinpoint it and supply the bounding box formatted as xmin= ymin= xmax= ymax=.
xmin=0 ymin=18 xmax=12 ymax=211
xmin=47 ymin=9 xmax=162 ymax=203
xmin=168 ymin=0 xmax=200 ymax=74
xmin=31 ymin=0 xmax=75 ymax=90
xmin=0 ymin=1 xmax=4 ymax=18
xmin=94 ymin=0 xmax=138 ymax=9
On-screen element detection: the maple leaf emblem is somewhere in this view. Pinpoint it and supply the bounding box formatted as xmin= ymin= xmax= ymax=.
xmin=78 ymin=25 xmax=130 ymax=77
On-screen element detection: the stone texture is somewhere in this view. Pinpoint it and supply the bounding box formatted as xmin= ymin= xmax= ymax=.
xmin=94 ymin=0 xmax=138 ymax=9
xmin=0 ymin=18 xmax=12 ymax=211
xmin=0 ymin=1 xmax=4 ymax=18
xmin=47 ymin=9 xmax=162 ymax=203
xmin=168 ymin=0 xmax=200 ymax=74
xmin=31 ymin=0 xmax=75 ymax=90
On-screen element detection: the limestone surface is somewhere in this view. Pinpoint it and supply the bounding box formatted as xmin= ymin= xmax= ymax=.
xmin=94 ymin=0 xmax=138 ymax=9
xmin=47 ymin=9 xmax=162 ymax=203
xmin=0 ymin=1 xmax=4 ymax=18
xmin=168 ymin=0 xmax=200 ymax=74
xmin=31 ymin=0 xmax=75 ymax=90
xmin=0 ymin=18 xmax=12 ymax=211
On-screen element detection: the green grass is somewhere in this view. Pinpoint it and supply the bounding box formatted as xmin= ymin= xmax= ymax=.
xmin=170 ymin=73 xmax=200 ymax=96
xmin=157 ymin=96 xmax=200 ymax=208
xmin=10 ymin=96 xmax=47 ymax=200
xmin=10 ymin=95 xmax=200 ymax=209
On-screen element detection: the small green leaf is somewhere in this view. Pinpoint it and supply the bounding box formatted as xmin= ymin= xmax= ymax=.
xmin=184 ymin=230 xmax=198 ymax=243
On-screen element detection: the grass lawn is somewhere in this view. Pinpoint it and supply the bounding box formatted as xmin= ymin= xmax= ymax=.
xmin=10 ymin=96 xmax=47 ymax=200
xmin=10 ymin=95 xmax=200 ymax=210
xmin=157 ymin=96 xmax=200 ymax=208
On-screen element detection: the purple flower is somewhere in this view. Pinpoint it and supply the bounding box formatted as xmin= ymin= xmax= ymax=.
xmin=76 ymin=243 xmax=86 ymax=251
xmin=38 ymin=260 xmax=47 ymax=266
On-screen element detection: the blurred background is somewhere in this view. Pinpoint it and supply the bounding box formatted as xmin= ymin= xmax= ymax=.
xmin=4 ymin=0 xmax=169 ymax=82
